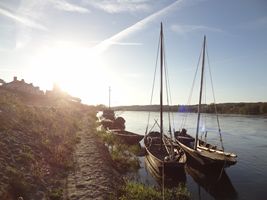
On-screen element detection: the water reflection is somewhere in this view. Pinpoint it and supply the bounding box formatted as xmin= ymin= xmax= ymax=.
xmin=144 ymin=156 xmax=186 ymax=187
xmin=185 ymin=163 xmax=238 ymax=199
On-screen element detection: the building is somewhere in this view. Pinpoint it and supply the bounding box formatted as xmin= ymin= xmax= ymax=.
xmin=1 ymin=76 xmax=44 ymax=96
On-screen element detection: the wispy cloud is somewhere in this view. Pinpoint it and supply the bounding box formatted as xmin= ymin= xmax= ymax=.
xmin=93 ymin=0 xmax=184 ymax=54
xmin=0 ymin=7 xmax=47 ymax=31
xmin=239 ymin=16 xmax=267 ymax=30
xmin=83 ymin=0 xmax=151 ymax=13
xmin=171 ymin=24 xmax=223 ymax=35
xmin=50 ymin=0 xmax=90 ymax=13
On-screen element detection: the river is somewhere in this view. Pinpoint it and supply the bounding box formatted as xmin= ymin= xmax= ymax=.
xmin=118 ymin=111 xmax=267 ymax=200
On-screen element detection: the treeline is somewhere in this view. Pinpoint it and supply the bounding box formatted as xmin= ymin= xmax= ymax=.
xmin=112 ymin=102 xmax=267 ymax=115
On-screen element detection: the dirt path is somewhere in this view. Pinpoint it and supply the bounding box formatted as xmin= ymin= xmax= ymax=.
xmin=64 ymin=117 xmax=121 ymax=200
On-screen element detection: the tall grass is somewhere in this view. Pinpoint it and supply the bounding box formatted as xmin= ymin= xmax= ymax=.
xmin=96 ymin=129 xmax=141 ymax=172
xmin=112 ymin=180 xmax=190 ymax=200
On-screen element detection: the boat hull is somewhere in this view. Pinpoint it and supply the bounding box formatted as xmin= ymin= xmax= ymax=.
xmin=176 ymin=139 xmax=237 ymax=169
xmin=144 ymin=132 xmax=185 ymax=175
xmin=109 ymin=129 xmax=144 ymax=145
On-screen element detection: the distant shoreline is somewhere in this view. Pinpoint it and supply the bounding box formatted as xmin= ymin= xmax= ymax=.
xmin=109 ymin=102 xmax=267 ymax=115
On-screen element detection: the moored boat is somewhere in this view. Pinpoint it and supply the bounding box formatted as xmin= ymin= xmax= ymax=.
xmin=144 ymin=22 xmax=186 ymax=175
xmin=175 ymin=36 xmax=237 ymax=169
xmin=97 ymin=87 xmax=126 ymax=130
xmin=108 ymin=129 xmax=144 ymax=145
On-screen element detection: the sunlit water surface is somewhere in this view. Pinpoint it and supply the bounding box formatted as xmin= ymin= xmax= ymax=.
xmin=117 ymin=111 xmax=267 ymax=200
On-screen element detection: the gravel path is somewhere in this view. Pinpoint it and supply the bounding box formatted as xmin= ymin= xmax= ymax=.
xmin=64 ymin=117 xmax=121 ymax=200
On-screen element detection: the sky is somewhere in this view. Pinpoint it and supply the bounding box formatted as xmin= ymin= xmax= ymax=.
xmin=0 ymin=0 xmax=267 ymax=106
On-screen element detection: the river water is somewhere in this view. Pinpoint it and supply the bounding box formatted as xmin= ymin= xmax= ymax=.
xmin=118 ymin=111 xmax=267 ymax=200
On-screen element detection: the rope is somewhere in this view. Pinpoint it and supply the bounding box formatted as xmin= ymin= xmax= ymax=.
xmin=180 ymin=44 xmax=203 ymax=130
xmin=162 ymin=34 xmax=173 ymax=139
xmin=201 ymin=57 xmax=207 ymax=142
xmin=206 ymin=43 xmax=224 ymax=151
xmin=217 ymin=160 xmax=226 ymax=182
xmin=145 ymin=34 xmax=161 ymax=135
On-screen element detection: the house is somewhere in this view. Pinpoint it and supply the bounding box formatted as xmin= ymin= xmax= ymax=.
xmin=1 ymin=76 xmax=44 ymax=96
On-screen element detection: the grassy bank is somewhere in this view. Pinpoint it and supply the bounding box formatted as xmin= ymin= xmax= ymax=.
xmin=96 ymin=128 xmax=141 ymax=172
xmin=96 ymin=127 xmax=191 ymax=200
xmin=0 ymin=88 xmax=95 ymax=199
xmin=111 ymin=180 xmax=190 ymax=200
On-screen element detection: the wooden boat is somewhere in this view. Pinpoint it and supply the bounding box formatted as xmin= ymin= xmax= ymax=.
xmin=108 ymin=129 xmax=144 ymax=145
xmin=97 ymin=87 xmax=125 ymax=130
xmin=144 ymin=156 xmax=186 ymax=187
xmin=144 ymin=23 xmax=186 ymax=175
xmin=175 ymin=36 xmax=237 ymax=169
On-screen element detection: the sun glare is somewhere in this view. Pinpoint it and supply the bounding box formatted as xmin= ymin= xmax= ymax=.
xmin=26 ymin=43 xmax=113 ymax=105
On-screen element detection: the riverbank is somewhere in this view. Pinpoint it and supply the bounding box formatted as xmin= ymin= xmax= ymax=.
xmin=0 ymin=88 xmax=122 ymax=199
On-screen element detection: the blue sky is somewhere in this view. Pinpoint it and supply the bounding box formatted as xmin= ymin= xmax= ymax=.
xmin=0 ymin=0 xmax=266 ymax=106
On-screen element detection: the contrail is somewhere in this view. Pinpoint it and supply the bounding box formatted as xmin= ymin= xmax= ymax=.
xmin=93 ymin=0 xmax=184 ymax=54
xmin=50 ymin=0 xmax=90 ymax=13
xmin=0 ymin=7 xmax=47 ymax=31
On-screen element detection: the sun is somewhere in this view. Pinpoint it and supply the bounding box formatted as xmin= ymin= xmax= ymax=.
xmin=26 ymin=43 xmax=113 ymax=105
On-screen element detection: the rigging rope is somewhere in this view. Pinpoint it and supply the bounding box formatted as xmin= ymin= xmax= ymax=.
xmin=162 ymin=34 xmax=174 ymax=139
xmin=201 ymin=57 xmax=207 ymax=141
xmin=180 ymin=45 xmax=203 ymax=130
xmin=145 ymin=35 xmax=161 ymax=135
xmin=206 ymin=42 xmax=224 ymax=151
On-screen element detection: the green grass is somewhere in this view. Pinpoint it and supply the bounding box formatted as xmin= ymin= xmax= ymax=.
xmin=48 ymin=188 xmax=63 ymax=200
xmin=112 ymin=181 xmax=190 ymax=200
xmin=96 ymin=129 xmax=140 ymax=172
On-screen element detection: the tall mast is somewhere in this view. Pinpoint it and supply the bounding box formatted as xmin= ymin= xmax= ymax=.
xmin=195 ymin=35 xmax=206 ymax=150
xmin=160 ymin=22 xmax=163 ymax=148
xmin=108 ymin=86 xmax=111 ymax=109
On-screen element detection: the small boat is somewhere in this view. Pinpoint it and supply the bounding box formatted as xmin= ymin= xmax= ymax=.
xmin=97 ymin=87 xmax=125 ymax=130
xmin=144 ymin=23 xmax=186 ymax=175
xmin=108 ymin=129 xmax=144 ymax=145
xmin=175 ymin=36 xmax=237 ymax=169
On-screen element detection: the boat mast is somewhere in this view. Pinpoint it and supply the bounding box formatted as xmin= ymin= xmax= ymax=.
xmin=160 ymin=22 xmax=163 ymax=149
xmin=109 ymin=86 xmax=111 ymax=109
xmin=195 ymin=35 xmax=206 ymax=150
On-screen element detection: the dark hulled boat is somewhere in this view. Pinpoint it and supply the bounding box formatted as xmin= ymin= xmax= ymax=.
xmin=175 ymin=36 xmax=237 ymax=169
xmin=144 ymin=23 xmax=186 ymax=174
xmin=97 ymin=87 xmax=126 ymax=130
xmin=108 ymin=129 xmax=144 ymax=145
